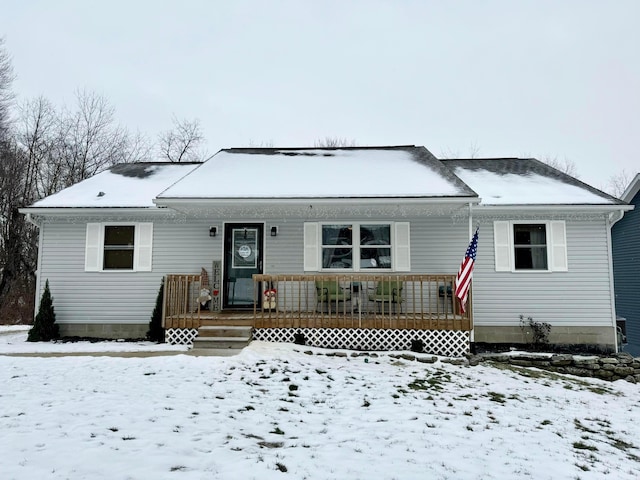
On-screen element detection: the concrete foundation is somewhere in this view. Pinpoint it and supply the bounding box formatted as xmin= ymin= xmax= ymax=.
xmin=473 ymin=325 xmax=616 ymax=351
xmin=58 ymin=323 xmax=148 ymax=339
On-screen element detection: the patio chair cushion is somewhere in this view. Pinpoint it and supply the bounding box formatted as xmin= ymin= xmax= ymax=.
xmin=315 ymin=280 xmax=351 ymax=302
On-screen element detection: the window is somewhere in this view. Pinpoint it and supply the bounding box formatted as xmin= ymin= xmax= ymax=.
xmin=304 ymin=222 xmax=409 ymax=272
xmin=85 ymin=223 xmax=153 ymax=272
xmin=103 ymin=226 xmax=135 ymax=270
xmin=360 ymin=224 xmax=391 ymax=269
xmin=494 ymin=221 xmax=567 ymax=272
xmin=513 ymin=224 xmax=548 ymax=270
xmin=322 ymin=224 xmax=353 ymax=269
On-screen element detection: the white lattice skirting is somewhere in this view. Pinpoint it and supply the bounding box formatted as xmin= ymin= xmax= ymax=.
xmin=165 ymin=328 xmax=198 ymax=345
xmin=253 ymin=328 xmax=470 ymax=357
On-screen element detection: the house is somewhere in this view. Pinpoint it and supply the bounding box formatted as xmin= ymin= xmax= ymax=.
xmin=612 ymin=173 xmax=640 ymax=356
xmin=20 ymin=146 xmax=631 ymax=355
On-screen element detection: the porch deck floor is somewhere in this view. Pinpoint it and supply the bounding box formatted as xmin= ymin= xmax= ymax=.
xmin=164 ymin=311 xmax=471 ymax=331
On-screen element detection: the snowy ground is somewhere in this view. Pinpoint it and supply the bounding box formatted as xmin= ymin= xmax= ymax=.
xmin=1 ymin=328 xmax=640 ymax=479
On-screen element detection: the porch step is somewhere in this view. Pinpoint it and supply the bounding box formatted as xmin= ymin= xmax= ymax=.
xmin=192 ymin=336 xmax=251 ymax=350
xmin=197 ymin=326 xmax=253 ymax=338
xmin=192 ymin=325 xmax=252 ymax=351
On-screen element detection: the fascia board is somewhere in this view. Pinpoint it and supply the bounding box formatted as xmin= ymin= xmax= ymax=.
xmin=470 ymin=204 xmax=634 ymax=214
xmin=153 ymin=196 xmax=480 ymax=207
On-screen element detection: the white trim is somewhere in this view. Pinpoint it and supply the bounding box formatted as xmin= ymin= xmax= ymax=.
xmin=316 ymin=222 xmax=402 ymax=272
xmin=549 ymin=221 xmax=568 ymax=271
xmin=605 ymin=215 xmax=619 ymax=353
xmin=303 ymin=223 xmax=319 ymax=271
xmin=493 ymin=221 xmax=511 ymax=272
xmin=394 ymin=222 xmax=411 ymax=272
xmin=84 ymin=222 xmax=154 ymax=272
xmin=493 ymin=220 xmax=568 ymax=273
xmin=472 ymin=204 xmax=632 ymax=214
xmin=85 ymin=223 xmax=103 ymax=271
xmin=135 ymin=223 xmax=154 ymax=271
xmin=153 ymin=197 xmax=479 ymax=207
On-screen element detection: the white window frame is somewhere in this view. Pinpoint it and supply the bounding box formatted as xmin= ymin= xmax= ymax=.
xmin=85 ymin=222 xmax=153 ymax=272
xmin=304 ymin=221 xmax=410 ymax=272
xmin=493 ymin=220 xmax=567 ymax=273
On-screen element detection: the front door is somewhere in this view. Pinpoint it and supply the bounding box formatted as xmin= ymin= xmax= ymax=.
xmin=223 ymin=223 xmax=264 ymax=309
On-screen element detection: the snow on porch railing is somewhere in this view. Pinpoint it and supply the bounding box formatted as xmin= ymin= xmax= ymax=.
xmin=252 ymin=274 xmax=472 ymax=331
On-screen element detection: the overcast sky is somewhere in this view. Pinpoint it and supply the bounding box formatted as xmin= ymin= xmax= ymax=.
xmin=3 ymin=0 xmax=639 ymax=190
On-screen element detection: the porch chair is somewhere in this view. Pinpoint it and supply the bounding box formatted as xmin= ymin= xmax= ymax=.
xmin=369 ymin=279 xmax=404 ymax=313
xmin=315 ymin=279 xmax=351 ymax=314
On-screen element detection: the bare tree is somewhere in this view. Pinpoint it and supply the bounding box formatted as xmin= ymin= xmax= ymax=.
xmin=439 ymin=142 xmax=481 ymax=159
xmin=605 ymin=170 xmax=633 ymax=198
xmin=0 ymin=37 xmax=15 ymax=134
xmin=158 ymin=116 xmax=206 ymax=162
xmin=314 ymin=136 xmax=357 ymax=148
xmin=540 ymin=155 xmax=579 ymax=178
xmin=0 ymin=140 xmax=37 ymax=323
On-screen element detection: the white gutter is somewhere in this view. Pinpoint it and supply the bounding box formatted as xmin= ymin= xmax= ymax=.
xmin=470 ymin=204 xmax=633 ymax=214
xmin=153 ymin=196 xmax=481 ymax=207
xmin=19 ymin=207 xmax=176 ymax=216
xmin=24 ymin=213 xmax=41 ymax=228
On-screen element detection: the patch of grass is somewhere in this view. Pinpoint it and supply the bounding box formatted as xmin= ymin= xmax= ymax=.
xmin=258 ymin=441 xmax=283 ymax=449
xmin=487 ymin=391 xmax=506 ymax=404
xmin=121 ymin=436 xmax=136 ymax=441
xmin=575 ymin=463 xmax=590 ymax=471
xmin=573 ymin=441 xmax=598 ymax=451
xmin=270 ymin=427 xmax=285 ymax=435
xmin=170 ymin=465 xmax=187 ymax=472
xmin=276 ymin=462 xmax=288 ymax=472
xmin=627 ymin=453 xmax=640 ymax=462
xmin=541 ymin=420 xmax=552 ymax=426
xmin=362 ymin=398 xmax=371 ymax=408
xmin=108 ymin=427 xmax=119 ymax=432
xmin=288 ymin=384 xmax=298 ymax=391
xmin=610 ymin=438 xmax=635 ymax=451
xmin=574 ymin=419 xmax=598 ymax=434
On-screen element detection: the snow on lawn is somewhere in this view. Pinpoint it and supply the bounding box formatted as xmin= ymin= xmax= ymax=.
xmin=1 ymin=341 xmax=639 ymax=479
xmin=0 ymin=325 xmax=188 ymax=354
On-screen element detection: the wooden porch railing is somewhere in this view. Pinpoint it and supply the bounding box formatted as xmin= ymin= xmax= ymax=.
xmin=162 ymin=273 xmax=472 ymax=331
xmin=162 ymin=274 xmax=204 ymax=328
xmin=253 ymin=274 xmax=472 ymax=331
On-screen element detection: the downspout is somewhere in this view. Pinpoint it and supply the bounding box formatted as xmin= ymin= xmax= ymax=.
xmin=25 ymin=213 xmax=44 ymax=319
xmin=605 ymin=212 xmax=620 ymax=353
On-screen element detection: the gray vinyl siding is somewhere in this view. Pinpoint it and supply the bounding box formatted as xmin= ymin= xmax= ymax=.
xmin=35 ymin=214 xmax=470 ymax=325
xmin=36 ymin=210 xmax=616 ymax=331
xmin=612 ymin=191 xmax=640 ymax=353
xmin=473 ymin=216 xmax=615 ymax=328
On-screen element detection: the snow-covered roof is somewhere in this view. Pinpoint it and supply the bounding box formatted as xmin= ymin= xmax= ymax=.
xmin=442 ymin=158 xmax=624 ymax=206
xmin=25 ymin=150 xmax=630 ymax=210
xmin=30 ymin=163 xmax=200 ymax=208
xmin=157 ymin=146 xmax=475 ymax=199
xmin=620 ymin=173 xmax=640 ymax=204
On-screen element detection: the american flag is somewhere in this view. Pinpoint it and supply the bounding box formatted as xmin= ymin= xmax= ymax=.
xmin=455 ymin=227 xmax=479 ymax=314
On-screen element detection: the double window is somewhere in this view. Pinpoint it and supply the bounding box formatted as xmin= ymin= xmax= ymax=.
xmin=321 ymin=224 xmax=392 ymax=270
xmin=494 ymin=221 xmax=567 ymax=272
xmin=304 ymin=222 xmax=410 ymax=272
xmin=85 ymin=223 xmax=153 ymax=272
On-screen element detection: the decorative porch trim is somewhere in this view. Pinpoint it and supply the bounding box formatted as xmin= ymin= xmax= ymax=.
xmin=253 ymin=328 xmax=471 ymax=357
xmin=165 ymin=328 xmax=198 ymax=345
